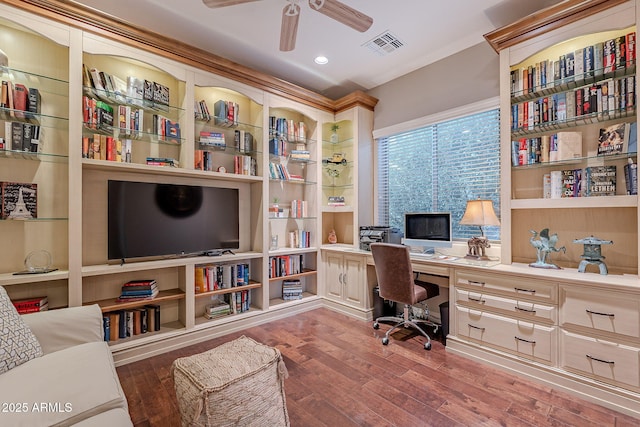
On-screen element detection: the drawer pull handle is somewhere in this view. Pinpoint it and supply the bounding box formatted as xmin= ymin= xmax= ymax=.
xmin=468 ymin=324 xmax=485 ymax=331
xmin=515 ymin=306 xmax=536 ymax=314
xmin=586 ymin=309 xmax=615 ymax=318
xmin=586 ymin=354 xmax=615 ymax=365
xmin=514 ymin=287 xmax=536 ymax=294
xmin=469 ymin=296 xmax=486 ymax=303
xmin=515 ymin=336 xmax=536 ymax=344
xmin=469 ymin=281 xmax=485 ymax=286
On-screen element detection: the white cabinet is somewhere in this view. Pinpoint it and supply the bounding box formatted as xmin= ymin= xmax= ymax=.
xmin=559 ymin=284 xmax=640 ymax=392
xmin=453 ymin=269 xmax=558 ymax=365
xmin=323 ymin=250 xmax=366 ymax=309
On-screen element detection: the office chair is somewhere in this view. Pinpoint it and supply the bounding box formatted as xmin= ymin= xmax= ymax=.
xmin=371 ymin=243 xmax=440 ymax=350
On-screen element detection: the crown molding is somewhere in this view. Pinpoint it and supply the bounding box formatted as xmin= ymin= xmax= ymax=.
xmin=333 ymin=90 xmax=379 ymax=113
xmin=1 ymin=0 xmax=377 ymax=112
xmin=484 ymin=0 xmax=630 ymax=52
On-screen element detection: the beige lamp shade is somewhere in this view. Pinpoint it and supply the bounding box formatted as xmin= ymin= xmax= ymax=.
xmin=460 ymin=199 xmax=500 ymax=227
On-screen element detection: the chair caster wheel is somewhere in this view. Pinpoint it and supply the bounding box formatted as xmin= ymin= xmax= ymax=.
xmin=373 ymin=322 xmax=379 ymax=330
xmin=382 ymin=337 xmax=389 ymax=345
xmin=424 ymin=342 xmax=431 ymax=350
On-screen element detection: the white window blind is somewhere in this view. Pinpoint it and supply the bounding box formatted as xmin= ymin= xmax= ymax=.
xmin=377 ymin=108 xmax=501 ymax=241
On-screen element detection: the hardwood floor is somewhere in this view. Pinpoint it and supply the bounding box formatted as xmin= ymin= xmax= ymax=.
xmin=117 ymin=308 xmax=639 ymax=426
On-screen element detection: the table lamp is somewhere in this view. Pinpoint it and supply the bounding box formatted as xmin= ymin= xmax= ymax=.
xmin=459 ymin=199 xmax=500 ymax=260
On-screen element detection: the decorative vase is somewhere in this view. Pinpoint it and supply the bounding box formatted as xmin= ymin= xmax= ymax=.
xmin=328 ymin=229 xmax=337 ymax=244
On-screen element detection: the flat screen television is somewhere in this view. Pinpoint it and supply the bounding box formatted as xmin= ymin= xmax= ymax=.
xmin=403 ymin=212 xmax=452 ymax=254
xmin=108 ymin=180 xmax=239 ymax=261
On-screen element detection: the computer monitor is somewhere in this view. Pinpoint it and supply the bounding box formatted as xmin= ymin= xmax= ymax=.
xmin=403 ymin=212 xmax=452 ymax=254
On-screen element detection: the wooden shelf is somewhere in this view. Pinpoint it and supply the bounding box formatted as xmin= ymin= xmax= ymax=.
xmin=86 ymin=288 xmax=185 ymax=312
xmin=0 ymin=270 xmax=69 ymax=286
xmin=195 ymin=281 xmax=261 ymax=298
xmin=511 ymin=195 xmax=637 ymax=209
xmin=269 ymin=269 xmax=317 ymax=282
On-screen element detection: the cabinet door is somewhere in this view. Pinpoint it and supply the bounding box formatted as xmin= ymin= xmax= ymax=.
xmin=324 ymin=252 xmax=344 ymax=300
xmin=343 ymin=254 xmax=365 ymax=307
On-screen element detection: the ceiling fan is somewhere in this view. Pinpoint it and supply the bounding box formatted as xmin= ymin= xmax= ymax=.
xmin=202 ymin=0 xmax=374 ymax=51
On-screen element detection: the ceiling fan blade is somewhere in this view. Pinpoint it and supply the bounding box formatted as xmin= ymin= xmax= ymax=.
xmin=202 ymin=0 xmax=262 ymax=8
xmin=308 ymin=0 xmax=373 ymax=32
xmin=280 ymin=3 xmax=300 ymax=52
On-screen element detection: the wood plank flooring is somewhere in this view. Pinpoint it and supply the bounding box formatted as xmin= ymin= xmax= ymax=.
xmin=116 ymin=308 xmax=639 ymax=426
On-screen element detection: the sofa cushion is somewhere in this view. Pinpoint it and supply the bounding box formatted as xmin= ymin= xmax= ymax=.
xmin=0 ymin=285 xmax=42 ymax=374
xmin=0 ymin=341 xmax=128 ymax=426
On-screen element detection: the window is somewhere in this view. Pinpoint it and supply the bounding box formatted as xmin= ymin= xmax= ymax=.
xmin=377 ymin=108 xmax=501 ymax=241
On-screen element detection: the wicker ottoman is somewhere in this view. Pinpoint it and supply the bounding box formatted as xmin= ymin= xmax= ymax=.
xmin=172 ymin=335 xmax=289 ymax=427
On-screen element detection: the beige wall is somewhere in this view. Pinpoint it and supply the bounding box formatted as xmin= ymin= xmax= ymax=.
xmin=361 ymin=41 xmax=500 ymax=225
xmin=368 ymin=41 xmax=500 ymax=132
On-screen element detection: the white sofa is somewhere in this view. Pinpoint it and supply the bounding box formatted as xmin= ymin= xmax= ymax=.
xmin=0 ymin=303 xmax=132 ymax=426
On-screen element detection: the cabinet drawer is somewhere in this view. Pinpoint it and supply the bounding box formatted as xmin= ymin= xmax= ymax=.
xmin=561 ymin=330 xmax=640 ymax=391
xmin=560 ymin=287 xmax=640 ymax=339
xmin=455 ymin=288 xmax=556 ymax=324
xmin=456 ymin=271 xmax=555 ymax=303
xmin=456 ymin=306 xmax=555 ymax=364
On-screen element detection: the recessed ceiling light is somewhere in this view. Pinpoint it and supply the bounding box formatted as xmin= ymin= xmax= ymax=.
xmin=314 ymin=56 xmax=328 ymax=65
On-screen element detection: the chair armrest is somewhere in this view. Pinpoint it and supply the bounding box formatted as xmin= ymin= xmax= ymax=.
xmin=22 ymin=304 xmax=104 ymax=354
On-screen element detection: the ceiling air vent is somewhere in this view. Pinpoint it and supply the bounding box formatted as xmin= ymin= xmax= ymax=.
xmin=363 ymin=31 xmax=404 ymax=56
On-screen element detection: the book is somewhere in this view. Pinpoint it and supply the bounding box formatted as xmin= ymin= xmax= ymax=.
xmin=555 ymin=131 xmax=582 ymax=161
xmin=11 ymin=121 xmax=23 ymax=151
xmin=561 ymin=168 xmax=582 ymax=198
xmin=11 ymin=296 xmax=48 ymax=309
xmin=603 ymin=38 xmax=616 ymax=74
xmin=145 ymin=304 xmax=161 ymax=331
xmin=549 ymin=170 xmax=563 ymax=199
xmin=12 ymin=83 xmax=28 ymax=118
xmin=118 ymin=310 xmax=127 ymax=339
xmin=15 ymin=304 xmax=49 ymax=314
xmin=143 ymin=80 xmax=154 ymax=107
xmin=624 ymin=158 xmax=638 ymax=195
xmin=214 ymin=100 xmax=232 ymax=126
xmin=122 ymin=279 xmax=156 ymax=287
xmin=164 ymin=120 xmax=181 ymax=143
xmin=26 ymin=88 xmax=40 ymax=119
xmin=102 ymin=316 xmax=110 ymax=342
xmin=585 ymin=165 xmax=616 ymax=196
xmin=153 ymin=82 xmax=169 ymax=111
xmin=597 ymin=122 xmax=630 ymax=155
xmin=108 ymin=312 xmax=119 ymax=342
xmin=0 ymin=181 xmax=37 ymax=219
xmin=127 ymin=76 xmax=145 ymax=106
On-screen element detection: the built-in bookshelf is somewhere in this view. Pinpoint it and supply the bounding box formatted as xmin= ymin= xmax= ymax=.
xmin=321 ymin=118 xmax=357 ymax=246
xmin=267 ymin=102 xmax=320 ymax=304
xmin=193 ymin=257 xmax=263 ymax=326
xmin=81 ymin=52 xmax=186 ymax=168
xmin=503 ymin=16 xmax=639 ymax=274
xmin=0 ymin=0 xmax=377 ymax=364
xmin=0 ymin=12 xmax=70 ymax=309
xmin=193 ymin=85 xmax=263 ymax=178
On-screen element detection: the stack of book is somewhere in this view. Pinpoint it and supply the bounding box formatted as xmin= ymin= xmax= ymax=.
xmin=116 ymin=279 xmax=158 ymax=302
xmin=204 ymin=298 xmax=231 ymax=320
xmin=146 ymin=157 xmax=179 ymax=167
xmin=199 ymin=131 xmax=226 ymax=148
xmin=282 ymin=279 xmax=303 ymax=301
xmin=12 ymin=296 xmax=48 ymax=314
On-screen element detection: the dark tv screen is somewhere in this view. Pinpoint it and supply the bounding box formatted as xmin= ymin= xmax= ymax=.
xmin=108 ymin=180 xmax=239 ymax=260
